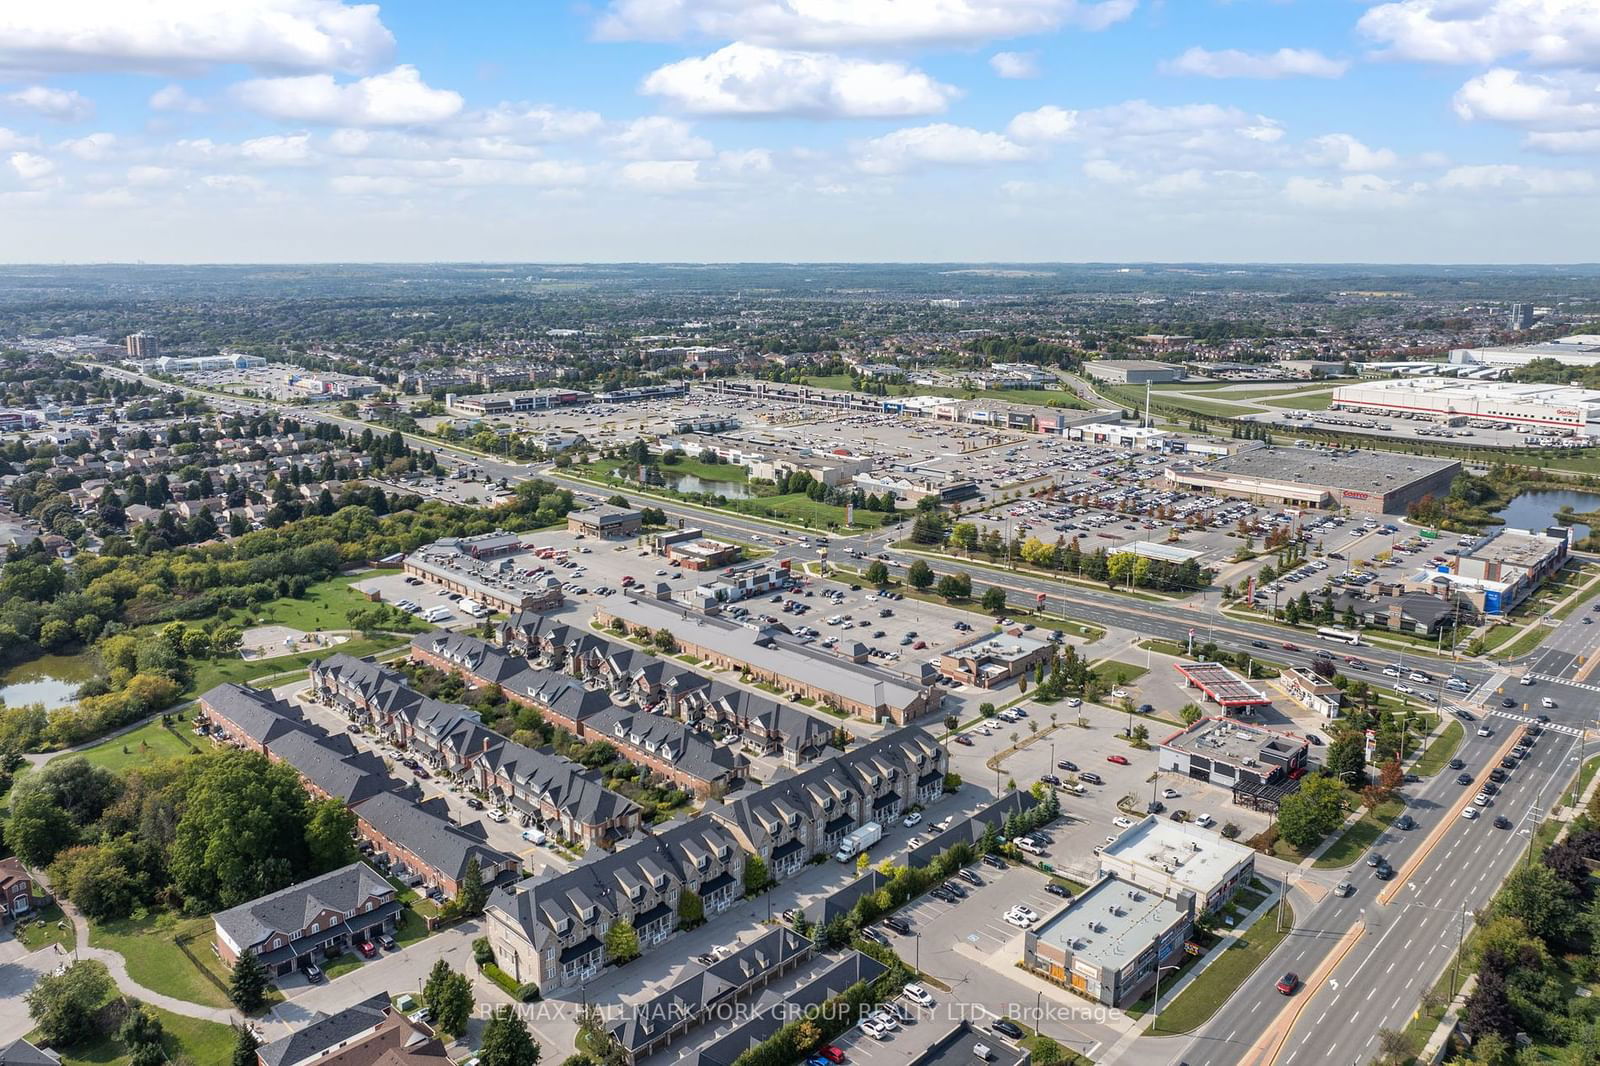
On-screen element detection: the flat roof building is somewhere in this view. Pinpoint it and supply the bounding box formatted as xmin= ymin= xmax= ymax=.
xmin=938 ymin=631 xmax=1055 ymax=689
xmin=568 ymin=506 xmax=642 ymax=539
xmin=1172 ymin=662 xmax=1271 ymax=711
xmin=1407 ymin=526 xmax=1569 ymax=615
xmin=1021 ymin=874 xmax=1194 ymax=1007
xmin=403 ymin=540 xmax=564 ymax=615
xmin=1083 ymin=360 xmax=1184 ymax=385
xmin=1097 ymin=816 xmax=1254 ymax=913
xmin=1159 ymin=717 xmax=1309 ymax=811
xmin=1332 ymin=377 xmax=1600 ymax=430
xmin=1164 ymin=445 xmax=1460 ymax=515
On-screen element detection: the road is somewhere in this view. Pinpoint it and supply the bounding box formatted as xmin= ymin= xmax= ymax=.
xmin=1159 ymin=673 xmax=1593 ymax=1066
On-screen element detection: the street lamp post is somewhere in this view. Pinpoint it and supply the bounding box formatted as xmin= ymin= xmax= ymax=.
xmin=1152 ymin=962 xmax=1183 ymax=1018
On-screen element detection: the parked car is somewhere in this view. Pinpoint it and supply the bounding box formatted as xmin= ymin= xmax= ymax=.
xmin=1045 ymin=882 xmax=1073 ymax=898
xmin=991 ymin=1020 xmax=1025 ymax=1040
xmin=1106 ymin=754 xmax=1130 ymax=765
xmin=303 ymin=963 xmax=325 ymax=983
xmin=356 ymin=939 xmax=377 ymax=958
xmin=377 ymin=933 xmax=397 ymax=951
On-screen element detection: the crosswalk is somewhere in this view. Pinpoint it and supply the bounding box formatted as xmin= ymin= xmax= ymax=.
xmin=1489 ymin=709 xmax=1584 ymax=737
xmin=1524 ymin=672 xmax=1600 ymax=695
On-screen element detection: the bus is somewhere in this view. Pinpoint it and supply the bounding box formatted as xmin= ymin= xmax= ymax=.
xmin=1317 ymin=627 xmax=1362 ymax=646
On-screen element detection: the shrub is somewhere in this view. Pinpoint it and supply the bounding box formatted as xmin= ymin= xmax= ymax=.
xmin=482 ymin=963 xmax=540 ymax=1002
xmin=472 ymin=936 xmax=494 ymax=966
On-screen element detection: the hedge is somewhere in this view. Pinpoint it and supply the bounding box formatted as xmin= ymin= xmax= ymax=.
xmin=483 ymin=962 xmax=540 ymax=1002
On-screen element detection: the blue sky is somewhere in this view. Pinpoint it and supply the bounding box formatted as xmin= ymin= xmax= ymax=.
xmin=1 ymin=0 xmax=1597 ymax=262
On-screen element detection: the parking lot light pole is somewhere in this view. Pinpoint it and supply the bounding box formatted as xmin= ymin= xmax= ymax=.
xmin=1152 ymin=962 xmax=1182 ymax=1018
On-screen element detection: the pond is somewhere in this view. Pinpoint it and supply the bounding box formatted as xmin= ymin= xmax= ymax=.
xmin=0 ymin=651 xmax=101 ymax=710
xmin=1493 ymin=489 xmax=1600 ymax=543
xmin=659 ymin=472 xmax=755 ymax=499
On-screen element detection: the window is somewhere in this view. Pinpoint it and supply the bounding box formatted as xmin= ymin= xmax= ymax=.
xmin=310 ymin=922 xmax=320 ymax=933
xmin=272 ymin=937 xmax=284 ymax=949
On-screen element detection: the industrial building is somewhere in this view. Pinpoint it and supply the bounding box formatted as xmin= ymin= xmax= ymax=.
xmin=1164 ymin=445 xmax=1460 ymax=515
xmin=1158 ymin=717 xmax=1309 ymax=811
xmin=1332 ymin=378 xmax=1600 ymax=431
xmin=1448 ymin=334 xmax=1600 ymax=370
xmin=1083 ymin=360 xmax=1184 ymax=385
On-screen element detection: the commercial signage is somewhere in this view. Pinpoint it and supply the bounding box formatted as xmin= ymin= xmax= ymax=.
xmin=1341 ymin=490 xmax=1370 ymax=500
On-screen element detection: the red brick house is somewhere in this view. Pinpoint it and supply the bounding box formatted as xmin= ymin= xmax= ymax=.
xmin=0 ymin=857 xmax=36 ymax=919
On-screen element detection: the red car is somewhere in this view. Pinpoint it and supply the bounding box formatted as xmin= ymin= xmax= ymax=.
xmin=821 ymin=1048 xmax=846 ymax=1064
xmin=356 ymin=940 xmax=377 ymax=958
xmin=1106 ymin=754 xmax=1130 ymax=766
xmin=1281 ymin=642 xmax=1298 ymax=651
xmin=1276 ymin=972 xmax=1300 ymax=995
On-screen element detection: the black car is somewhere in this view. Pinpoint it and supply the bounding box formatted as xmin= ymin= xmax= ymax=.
xmin=1251 ymin=640 xmax=1269 ymax=649
xmin=1502 ymin=698 xmax=1517 ymax=708
xmin=1494 ymin=816 xmax=1513 ymax=830
xmin=883 ymin=916 xmax=912 ymax=935
xmin=942 ymin=881 xmax=968 ymax=899
xmin=1366 ymin=852 xmax=1384 ymax=868
xmin=1057 ymin=760 xmax=1078 ymax=772
xmin=1040 ymin=773 xmax=1062 ymax=786
xmin=929 ymin=888 xmax=957 ymax=903
xmin=859 ymin=928 xmax=888 ymax=946
xmin=465 ymin=797 xmax=484 ymax=810
xmin=1373 ymin=864 xmax=1394 ymax=881
xmin=1448 ymin=758 xmax=1465 ymax=770
xmin=377 ymin=933 xmax=397 ymax=951
xmin=1147 ymin=800 xmax=1166 ymax=815
xmin=1045 ymin=882 xmax=1073 ymax=898
xmin=1395 ymin=814 xmax=1415 ymax=830
xmin=1454 ymin=709 xmax=1476 ymax=722
xmin=982 ymin=854 xmax=1008 ymax=870
xmin=303 ymin=963 xmax=325 ymax=983
xmin=958 ymin=869 xmax=984 ymax=887
xmin=992 ymin=1020 xmax=1025 ymax=1040
xmin=1492 ymin=766 xmax=1510 ymax=780
xmin=1457 ymin=773 xmax=1474 ymax=785
xmin=1536 ymin=714 xmax=1551 ymax=724
xmin=1482 ymin=782 xmax=1499 ymax=795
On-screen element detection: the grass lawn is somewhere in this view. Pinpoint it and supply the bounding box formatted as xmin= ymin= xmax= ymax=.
xmin=1147 ymin=900 xmax=1295 ymax=1035
xmin=321 ymin=952 xmax=364 ymax=980
xmin=1412 ymin=721 xmax=1465 ymax=778
xmin=1257 ymin=391 xmax=1338 ymax=411
xmin=801 ymin=374 xmax=858 ymax=391
xmin=15 ymin=902 xmax=74 ymax=952
xmin=247 ymin=569 xmax=410 ymax=633
xmin=88 ymin=910 xmax=235 ymax=1010
xmin=44 ymin=1005 xmax=236 ymax=1066
xmin=1093 ymin=660 xmax=1149 ymax=686
xmin=187 ymin=635 xmax=408 ymax=696
xmin=1313 ymin=796 xmax=1406 ymax=869
xmin=1498 ymin=625 xmax=1552 ymax=660
xmin=64 ymin=716 xmax=201 ymax=773
xmin=724 ymin=492 xmax=887 ymax=530
xmin=393 ymin=906 xmax=433 ymax=948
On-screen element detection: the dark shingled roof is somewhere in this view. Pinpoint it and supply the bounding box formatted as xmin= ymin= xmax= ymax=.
xmin=213 ymin=862 xmax=393 ymax=954
xmin=351 ymin=791 xmax=515 ymax=883
xmin=257 ymin=993 xmax=392 ymax=1066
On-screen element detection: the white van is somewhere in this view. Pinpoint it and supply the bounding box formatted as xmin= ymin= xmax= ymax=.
xmin=460 ymin=599 xmax=489 ymax=618
xmin=422 ymin=606 xmax=453 ymax=623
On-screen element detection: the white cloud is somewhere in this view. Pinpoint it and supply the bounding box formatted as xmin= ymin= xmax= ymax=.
xmin=4 ymin=86 xmax=93 ymax=121
xmin=1453 ymin=68 xmax=1600 ymax=128
xmin=855 ymin=123 xmax=1031 ymax=174
xmin=0 ymin=0 xmax=395 ymax=75
xmin=0 ymin=127 xmax=39 ymax=152
xmin=459 ymin=103 xmax=604 ymax=142
xmin=716 ymin=148 xmax=774 ymax=177
xmin=1160 ymin=47 xmax=1348 ymax=79
xmin=1304 ymin=134 xmax=1399 ymax=171
xmin=149 ymin=84 xmax=206 ymax=113
xmin=1438 ymin=163 xmax=1597 ymax=196
xmin=58 ymin=132 xmax=114 ymax=160
xmin=606 ymin=117 xmax=714 ymax=160
xmin=127 ymin=165 xmax=179 ymax=186
xmin=331 ymin=174 xmax=418 ymax=196
xmin=641 ymin=43 xmax=956 ymax=118
xmin=594 ymin=0 xmax=1138 ymax=47
xmin=1284 ymin=173 xmax=1414 ymax=210
xmin=1007 ymin=106 xmax=1079 ymax=143
xmin=233 ymin=65 xmax=463 ymax=127
xmin=200 ymin=174 xmax=266 ymax=192
xmin=9 ymin=151 xmax=55 ymax=181
xmin=1082 ymin=158 xmax=1135 ymax=183
xmin=620 ymin=159 xmax=703 ymax=193
xmin=1527 ymin=129 xmax=1600 ymax=153
xmin=240 ymin=133 xmax=315 ymax=166
xmin=990 ymin=51 xmax=1039 ymax=79
xmin=1358 ymin=0 xmax=1600 ymax=67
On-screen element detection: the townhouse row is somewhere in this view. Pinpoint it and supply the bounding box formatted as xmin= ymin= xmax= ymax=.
xmin=485 ymin=725 xmax=947 ymax=992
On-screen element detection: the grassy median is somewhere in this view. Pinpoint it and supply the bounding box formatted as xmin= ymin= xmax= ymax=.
xmin=1147 ymin=900 xmax=1296 ymax=1035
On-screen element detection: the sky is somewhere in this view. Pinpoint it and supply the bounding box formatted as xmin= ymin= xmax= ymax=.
xmin=2 ymin=0 xmax=1599 ymax=264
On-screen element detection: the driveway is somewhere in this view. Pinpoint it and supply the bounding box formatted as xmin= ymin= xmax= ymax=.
xmin=0 ymin=940 xmax=65 ymax=1045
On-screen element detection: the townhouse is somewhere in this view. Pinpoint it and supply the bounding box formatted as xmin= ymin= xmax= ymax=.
xmin=485 ymin=817 xmax=746 ymax=991
xmin=349 ymin=792 xmax=519 ymax=897
xmin=485 ymin=725 xmax=946 ymax=991
xmin=212 ymin=862 xmax=399 ymax=977
xmin=255 ymin=992 xmax=446 ymax=1066
xmin=0 ymin=857 xmax=37 ymax=919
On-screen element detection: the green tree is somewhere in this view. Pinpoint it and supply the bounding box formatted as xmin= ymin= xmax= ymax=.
xmin=423 ymin=959 xmax=474 ymax=1038
xmin=229 ymin=950 xmax=269 ymax=1012
xmin=457 ymin=857 xmax=488 ymax=917
xmin=1178 ymin=702 xmax=1203 ymax=727
xmin=935 ymin=573 xmax=971 ymax=600
xmin=231 ymin=1022 xmax=262 ymax=1066
xmin=480 ymin=1006 xmax=542 ymax=1066
xmin=677 ymin=889 xmax=704 ymax=929
xmin=981 ymin=586 xmax=1008 ymax=613
xmin=1324 ymin=735 xmax=1366 ymax=786
xmin=864 ymin=561 xmax=890 ymax=586
xmin=742 ymin=854 xmax=769 ymax=895
xmin=604 ymin=919 xmax=641 ymax=965
xmin=170 ymin=749 xmax=312 ymax=909
xmin=26 ymin=960 xmax=114 ymax=1047
xmin=907 ymin=560 xmax=934 ymax=590
xmin=304 ymin=799 xmax=360 ymax=873
xmin=1496 ymin=862 xmax=1577 ymax=943
xmin=5 ymin=785 xmax=78 ymax=866
xmin=1275 ymin=772 xmax=1345 ymax=851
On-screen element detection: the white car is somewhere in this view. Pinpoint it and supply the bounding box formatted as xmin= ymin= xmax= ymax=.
xmin=860 ymin=1020 xmax=889 ymax=1041
xmin=1541 ymin=697 xmax=1555 ymax=709
xmin=902 ymin=812 xmax=922 ymax=828
xmin=1461 ymin=807 xmax=1479 ymax=820
xmin=1195 ymin=813 xmax=1214 ymax=828
xmin=1113 ymin=816 xmax=1134 ymax=829
xmin=1477 ymin=726 xmax=1493 ymax=737
xmin=1382 ymin=666 xmax=1401 ymax=678
xmin=1162 ymin=788 xmax=1180 ymax=799
xmin=520 ymin=827 xmax=547 ymax=844
xmin=903 ymin=983 xmax=935 ymax=1008
xmin=1011 ymin=904 xmax=1038 ymax=923
xmin=487 ymin=808 xmax=507 ymax=823
xmin=1004 ymin=912 xmax=1033 ymax=929
xmin=1064 ymin=697 xmax=1082 ymax=708
xmin=870 ymin=1010 xmax=901 ymax=1032
xmin=1111 ymin=689 xmax=1130 ymax=700
xmin=1395 ymin=683 xmax=1415 ymax=694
